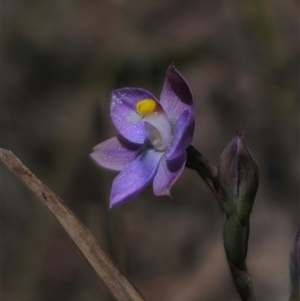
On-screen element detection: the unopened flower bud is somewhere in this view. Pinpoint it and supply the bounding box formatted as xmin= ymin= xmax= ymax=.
xmin=218 ymin=133 xmax=259 ymax=221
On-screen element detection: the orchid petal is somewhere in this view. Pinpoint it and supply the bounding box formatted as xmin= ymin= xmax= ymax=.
xmin=111 ymin=88 xmax=158 ymax=144
xmin=159 ymin=64 xmax=194 ymax=124
xmin=90 ymin=135 xmax=141 ymax=171
xmin=153 ymin=152 xmax=187 ymax=196
xmin=166 ymin=109 xmax=195 ymax=160
xmin=110 ymin=149 xmax=163 ymax=207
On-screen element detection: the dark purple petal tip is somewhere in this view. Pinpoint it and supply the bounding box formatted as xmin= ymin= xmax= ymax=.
xmin=165 ymin=64 xmax=194 ymax=107
xmin=159 ymin=64 xmax=194 ymax=121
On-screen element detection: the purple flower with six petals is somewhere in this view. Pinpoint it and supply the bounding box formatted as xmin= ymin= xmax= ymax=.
xmin=91 ymin=64 xmax=195 ymax=207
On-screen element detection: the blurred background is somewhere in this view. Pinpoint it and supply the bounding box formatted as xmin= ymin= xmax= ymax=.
xmin=2 ymin=0 xmax=299 ymax=300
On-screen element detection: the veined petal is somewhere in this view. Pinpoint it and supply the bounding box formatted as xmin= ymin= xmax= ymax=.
xmin=153 ymin=152 xmax=187 ymax=196
xmin=159 ymin=64 xmax=194 ymax=124
xmin=166 ymin=109 xmax=195 ymax=160
xmin=90 ymin=135 xmax=141 ymax=171
xmin=111 ymin=88 xmax=158 ymax=144
xmin=110 ymin=149 xmax=163 ymax=207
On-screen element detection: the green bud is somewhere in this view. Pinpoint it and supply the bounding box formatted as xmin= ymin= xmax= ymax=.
xmin=218 ymin=133 xmax=259 ymax=222
xmin=223 ymin=214 xmax=249 ymax=269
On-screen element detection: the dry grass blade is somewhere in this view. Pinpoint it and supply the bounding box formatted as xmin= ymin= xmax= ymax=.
xmin=0 ymin=148 xmax=145 ymax=301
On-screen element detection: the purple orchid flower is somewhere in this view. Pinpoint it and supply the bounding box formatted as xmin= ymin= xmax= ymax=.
xmin=91 ymin=64 xmax=195 ymax=207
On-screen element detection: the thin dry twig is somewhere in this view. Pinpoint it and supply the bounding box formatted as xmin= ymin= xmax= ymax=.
xmin=0 ymin=148 xmax=145 ymax=301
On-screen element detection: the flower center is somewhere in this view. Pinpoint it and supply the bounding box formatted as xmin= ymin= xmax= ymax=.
xmin=135 ymin=99 xmax=172 ymax=151
xmin=136 ymin=99 xmax=157 ymax=115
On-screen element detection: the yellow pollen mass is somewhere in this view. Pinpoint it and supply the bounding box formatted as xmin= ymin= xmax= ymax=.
xmin=136 ymin=99 xmax=157 ymax=115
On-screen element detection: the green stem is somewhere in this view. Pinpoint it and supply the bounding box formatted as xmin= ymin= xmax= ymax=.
xmin=186 ymin=144 xmax=256 ymax=301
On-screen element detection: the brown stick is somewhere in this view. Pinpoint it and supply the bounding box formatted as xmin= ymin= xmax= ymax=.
xmin=0 ymin=148 xmax=145 ymax=301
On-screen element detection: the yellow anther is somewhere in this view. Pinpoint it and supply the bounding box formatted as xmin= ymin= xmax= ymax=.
xmin=136 ymin=99 xmax=157 ymax=115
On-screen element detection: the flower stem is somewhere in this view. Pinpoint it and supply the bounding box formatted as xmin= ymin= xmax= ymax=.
xmin=186 ymin=145 xmax=222 ymax=209
xmin=186 ymin=144 xmax=256 ymax=301
xmin=289 ymin=228 xmax=300 ymax=301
